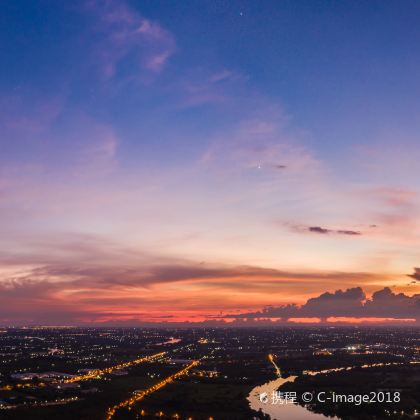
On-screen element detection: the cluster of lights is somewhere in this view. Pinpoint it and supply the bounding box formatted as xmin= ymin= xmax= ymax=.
xmin=137 ymin=410 xmax=214 ymax=420
xmin=64 ymin=351 xmax=167 ymax=383
xmin=106 ymin=360 xmax=200 ymax=420
xmin=0 ymin=352 xmax=168 ymax=392
xmin=0 ymin=396 xmax=79 ymax=410
xmin=0 ymin=382 xmax=47 ymax=391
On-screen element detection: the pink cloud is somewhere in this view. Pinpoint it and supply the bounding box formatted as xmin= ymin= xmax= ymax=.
xmin=86 ymin=0 xmax=176 ymax=78
xmin=368 ymin=187 xmax=417 ymax=208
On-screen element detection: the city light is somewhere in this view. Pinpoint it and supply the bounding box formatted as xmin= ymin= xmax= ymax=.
xmin=64 ymin=352 xmax=167 ymax=383
xmin=105 ymin=360 xmax=199 ymax=420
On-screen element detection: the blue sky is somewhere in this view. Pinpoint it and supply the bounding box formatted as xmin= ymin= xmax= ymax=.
xmin=2 ymin=1 xmax=420 ymax=160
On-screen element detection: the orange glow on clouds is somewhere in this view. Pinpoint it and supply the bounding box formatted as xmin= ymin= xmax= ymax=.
xmin=327 ymin=317 xmax=416 ymax=324
xmin=288 ymin=317 xmax=322 ymax=323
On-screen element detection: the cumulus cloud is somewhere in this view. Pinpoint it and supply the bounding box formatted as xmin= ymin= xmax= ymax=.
xmin=228 ymin=287 xmax=419 ymax=321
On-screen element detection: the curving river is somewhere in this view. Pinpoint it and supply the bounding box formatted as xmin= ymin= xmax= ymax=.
xmin=248 ymin=360 xmax=418 ymax=419
xmin=248 ymin=357 xmax=349 ymax=420
xmin=248 ymin=374 xmax=335 ymax=420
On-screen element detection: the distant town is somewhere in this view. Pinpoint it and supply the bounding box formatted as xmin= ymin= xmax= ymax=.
xmin=0 ymin=327 xmax=418 ymax=419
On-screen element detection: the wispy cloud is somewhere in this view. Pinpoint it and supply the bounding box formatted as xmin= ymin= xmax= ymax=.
xmin=86 ymin=0 xmax=176 ymax=79
xmin=291 ymin=225 xmax=362 ymax=236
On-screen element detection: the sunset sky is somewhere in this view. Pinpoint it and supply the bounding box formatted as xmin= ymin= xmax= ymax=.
xmin=1 ymin=0 xmax=419 ymax=325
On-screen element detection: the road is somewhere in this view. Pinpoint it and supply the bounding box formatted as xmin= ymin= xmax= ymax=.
xmin=105 ymin=360 xmax=200 ymax=420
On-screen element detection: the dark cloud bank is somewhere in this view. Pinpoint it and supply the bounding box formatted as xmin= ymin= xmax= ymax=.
xmin=227 ymin=287 xmax=419 ymax=323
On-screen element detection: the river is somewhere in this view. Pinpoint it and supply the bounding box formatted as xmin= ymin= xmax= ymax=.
xmin=248 ymin=374 xmax=336 ymax=420
xmin=248 ymin=359 xmax=420 ymax=419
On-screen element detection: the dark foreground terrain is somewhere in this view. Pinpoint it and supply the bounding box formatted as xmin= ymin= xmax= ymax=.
xmin=0 ymin=327 xmax=418 ymax=419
